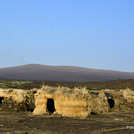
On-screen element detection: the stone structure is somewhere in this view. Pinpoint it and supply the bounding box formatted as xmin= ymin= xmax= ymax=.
xmin=0 ymin=87 xmax=134 ymax=118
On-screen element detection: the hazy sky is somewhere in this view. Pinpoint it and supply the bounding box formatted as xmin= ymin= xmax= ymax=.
xmin=0 ymin=0 xmax=134 ymax=72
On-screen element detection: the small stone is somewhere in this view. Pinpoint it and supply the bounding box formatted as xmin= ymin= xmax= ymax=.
xmin=120 ymin=118 xmax=123 ymax=121
xmin=114 ymin=118 xmax=120 ymax=121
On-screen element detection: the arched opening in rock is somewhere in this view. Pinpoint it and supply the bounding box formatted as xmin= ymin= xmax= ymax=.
xmin=46 ymin=98 xmax=55 ymax=114
xmin=0 ymin=97 xmax=4 ymax=104
xmin=108 ymin=99 xmax=115 ymax=108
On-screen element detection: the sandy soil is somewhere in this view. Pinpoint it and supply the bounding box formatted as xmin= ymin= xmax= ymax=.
xmin=0 ymin=111 xmax=134 ymax=134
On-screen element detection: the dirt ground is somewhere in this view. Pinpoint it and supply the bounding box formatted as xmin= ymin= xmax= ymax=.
xmin=0 ymin=111 xmax=134 ymax=134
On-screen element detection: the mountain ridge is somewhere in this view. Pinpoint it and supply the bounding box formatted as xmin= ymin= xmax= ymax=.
xmin=0 ymin=64 xmax=134 ymax=82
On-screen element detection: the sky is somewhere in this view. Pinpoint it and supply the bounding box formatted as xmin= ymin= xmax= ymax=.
xmin=0 ymin=0 xmax=134 ymax=72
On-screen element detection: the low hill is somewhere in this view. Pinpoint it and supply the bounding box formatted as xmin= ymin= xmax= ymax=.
xmin=0 ymin=64 xmax=134 ymax=82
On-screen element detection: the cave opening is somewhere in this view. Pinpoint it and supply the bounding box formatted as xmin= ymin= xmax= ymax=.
xmin=46 ymin=98 xmax=55 ymax=114
xmin=0 ymin=97 xmax=4 ymax=104
xmin=108 ymin=98 xmax=115 ymax=108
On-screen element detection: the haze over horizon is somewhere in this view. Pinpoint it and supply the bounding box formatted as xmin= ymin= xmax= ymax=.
xmin=0 ymin=1 xmax=134 ymax=72
xmin=0 ymin=64 xmax=134 ymax=82
xmin=0 ymin=63 xmax=134 ymax=73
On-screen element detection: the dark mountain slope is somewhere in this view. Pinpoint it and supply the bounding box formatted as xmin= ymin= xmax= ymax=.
xmin=0 ymin=64 xmax=134 ymax=82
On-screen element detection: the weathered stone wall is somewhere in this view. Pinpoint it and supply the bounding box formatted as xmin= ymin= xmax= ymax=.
xmin=0 ymin=89 xmax=31 ymax=112
xmin=33 ymin=87 xmax=134 ymax=118
xmin=0 ymin=97 xmax=29 ymax=112
xmin=32 ymin=87 xmax=112 ymax=118
xmin=0 ymin=87 xmax=134 ymax=118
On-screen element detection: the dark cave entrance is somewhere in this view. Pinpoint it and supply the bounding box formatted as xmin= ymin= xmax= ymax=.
xmin=0 ymin=97 xmax=4 ymax=104
xmin=108 ymin=98 xmax=115 ymax=108
xmin=46 ymin=98 xmax=55 ymax=114
xmin=105 ymin=93 xmax=115 ymax=108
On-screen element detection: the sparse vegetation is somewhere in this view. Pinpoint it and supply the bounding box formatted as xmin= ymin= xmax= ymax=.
xmin=86 ymin=87 xmax=93 ymax=90
xmin=0 ymin=80 xmax=34 ymax=89
xmin=0 ymin=79 xmax=134 ymax=90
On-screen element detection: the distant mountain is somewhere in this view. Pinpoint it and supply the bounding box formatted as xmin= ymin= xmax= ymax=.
xmin=0 ymin=64 xmax=134 ymax=82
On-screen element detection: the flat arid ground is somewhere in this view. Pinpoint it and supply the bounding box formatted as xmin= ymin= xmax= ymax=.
xmin=0 ymin=111 xmax=134 ymax=134
xmin=1 ymin=80 xmax=134 ymax=134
